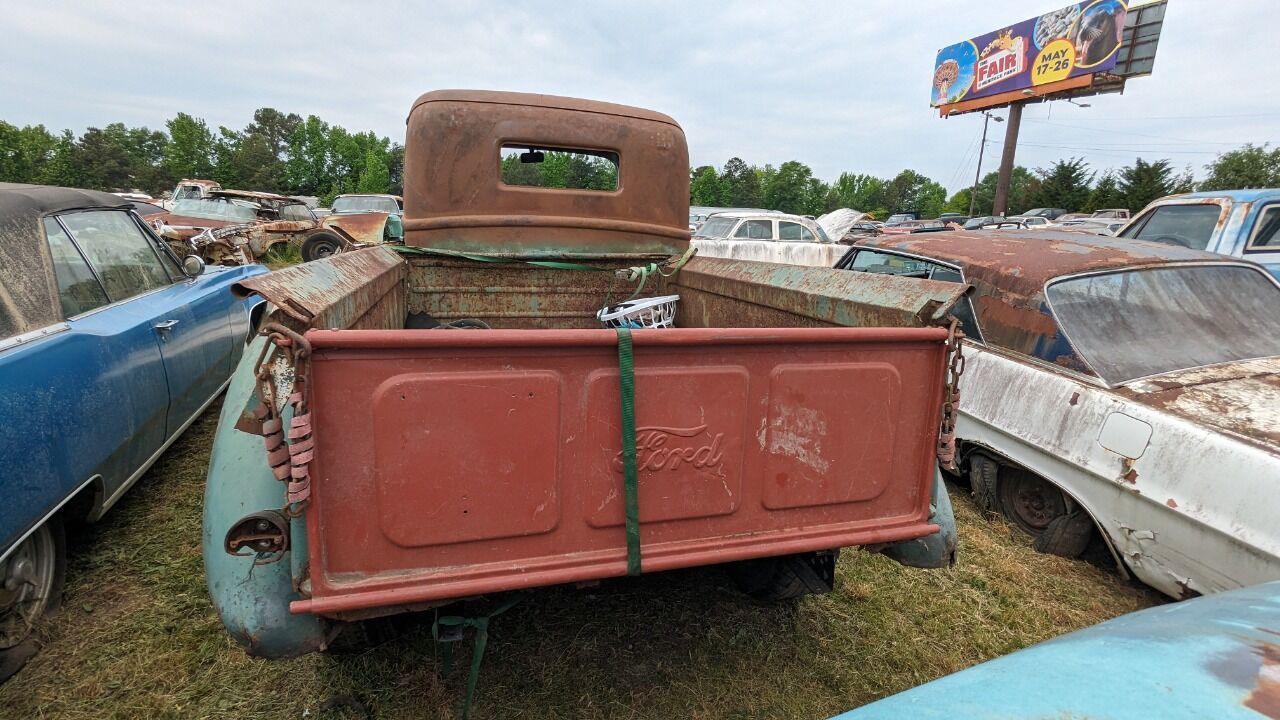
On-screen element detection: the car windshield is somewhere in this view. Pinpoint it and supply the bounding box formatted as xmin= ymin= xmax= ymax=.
xmin=1047 ymin=265 xmax=1280 ymax=385
xmin=333 ymin=196 xmax=399 ymax=214
xmin=886 ymin=214 xmax=913 ymax=224
xmin=1120 ymin=203 xmax=1224 ymax=251
xmin=695 ymin=216 xmax=737 ymax=238
xmin=170 ymin=198 xmax=258 ymax=223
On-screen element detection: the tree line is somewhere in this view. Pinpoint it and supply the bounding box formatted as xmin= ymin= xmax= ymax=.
xmin=2 ymin=109 xmax=1276 ymax=217
xmin=0 ymin=109 xmax=403 ymax=205
xmin=692 ymin=144 xmax=1280 ymax=218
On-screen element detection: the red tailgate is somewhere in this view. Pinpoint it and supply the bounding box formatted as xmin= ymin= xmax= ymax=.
xmin=294 ymin=327 xmax=948 ymax=616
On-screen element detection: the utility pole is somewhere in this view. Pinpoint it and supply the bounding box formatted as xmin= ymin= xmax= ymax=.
xmin=992 ymin=100 xmax=1024 ymax=217
xmin=968 ymin=111 xmax=1003 ymax=217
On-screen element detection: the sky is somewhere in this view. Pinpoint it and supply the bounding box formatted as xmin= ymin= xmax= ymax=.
xmin=1 ymin=0 xmax=1275 ymax=194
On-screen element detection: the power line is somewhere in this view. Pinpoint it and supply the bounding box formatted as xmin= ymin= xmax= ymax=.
xmin=1018 ymin=142 xmax=1219 ymax=156
xmin=1023 ymin=119 xmax=1247 ymax=145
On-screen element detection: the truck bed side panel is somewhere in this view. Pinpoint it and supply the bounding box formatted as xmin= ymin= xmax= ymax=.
xmin=295 ymin=327 xmax=947 ymax=616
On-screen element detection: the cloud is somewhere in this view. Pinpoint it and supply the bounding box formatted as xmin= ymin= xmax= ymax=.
xmin=1 ymin=0 xmax=1275 ymax=193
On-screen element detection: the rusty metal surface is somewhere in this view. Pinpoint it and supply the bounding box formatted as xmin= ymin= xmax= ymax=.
xmin=322 ymin=211 xmax=389 ymax=246
xmin=295 ymin=325 xmax=947 ymax=615
xmin=406 ymin=256 xmax=637 ymax=329
xmin=402 ymin=90 xmax=690 ymax=258
xmin=667 ymin=256 xmax=970 ymax=329
xmin=1117 ymin=356 xmax=1280 ymax=454
xmin=232 ymin=246 xmax=406 ymax=330
xmin=853 ymin=231 xmax=1240 ymax=372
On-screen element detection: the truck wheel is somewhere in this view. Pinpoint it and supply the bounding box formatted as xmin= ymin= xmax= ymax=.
xmin=301 ymin=232 xmax=343 ymax=262
xmin=1033 ymin=512 xmax=1094 ymax=558
xmin=0 ymin=518 xmax=66 ymax=681
xmin=997 ymin=466 xmax=1067 ymax=537
xmin=729 ymin=550 xmax=839 ymax=602
xmin=968 ymin=453 xmax=999 ymax=515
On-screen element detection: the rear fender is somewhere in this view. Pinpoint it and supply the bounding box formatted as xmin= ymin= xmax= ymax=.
xmin=201 ymin=336 xmax=328 ymax=658
xmin=880 ymin=469 xmax=958 ymax=568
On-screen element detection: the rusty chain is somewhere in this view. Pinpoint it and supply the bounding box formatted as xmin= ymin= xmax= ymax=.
xmin=251 ymin=322 xmax=315 ymax=518
xmin=936 ymin=317 xmax=966 ymax=471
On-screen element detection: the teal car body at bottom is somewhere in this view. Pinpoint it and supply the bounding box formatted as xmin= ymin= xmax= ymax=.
xmin=835 ymin=580 xmax=1280 ymax=720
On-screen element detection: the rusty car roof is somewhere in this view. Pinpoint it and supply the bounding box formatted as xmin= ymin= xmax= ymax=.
xmin=1 ymin=183 xmax=132 ymax=340
xmin=210 ymin=189 xmax=303 ymax=204
xmin=851 ymin=230 xmax=1243 ymax=375
xmin=403 ymin=90 xmax=689 ymax=259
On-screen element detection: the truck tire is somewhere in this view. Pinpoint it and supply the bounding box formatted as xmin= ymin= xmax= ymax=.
xmin=1033 ymin=512 xmax=1094 ymax=558
xmin=0 ymin=517 xmax=66 ymax=682
xmin=729 ymin=550 xmax=839 ymax=602
xmin=968 ymin=453 xmax=999 ymax=515
xmin=301 ymin=232 xmax=344 ymax=262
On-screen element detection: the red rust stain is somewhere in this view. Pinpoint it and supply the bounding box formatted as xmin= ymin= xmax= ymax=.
xmin=1122 ymin=468 xmax=1139 ymax=483
xmin=1069 ymin=392 xmax=1079 ymax=406
xmin=1166 ymin=498 xmax=1178 ymax=508
xmin=1245 ymin=641 xmax=1280 ymax=719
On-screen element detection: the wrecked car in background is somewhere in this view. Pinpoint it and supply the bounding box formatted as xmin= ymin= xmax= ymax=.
xmin=692 ymin=210 xmax=845 ymax=266
xmin=331 ymin=193 xmax=404 ymax=242
xmin=0 ymin=183 xmax=265 ymax=680
xmin=204 ymin=90 xmax=965 ymax=660
xmin=835 ymin=579 xmax=1280 ymax=720
xmin=839 ymin=230 xmax=1280 ymax=600
xmin=153 ymin=189 xmax=395 ymax=265
xmin=1119 ymin=188 xmax=1280 ymax=279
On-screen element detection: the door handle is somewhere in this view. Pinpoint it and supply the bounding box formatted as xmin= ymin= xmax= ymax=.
xmin=154 ymin=319 xmax=180 ymax=338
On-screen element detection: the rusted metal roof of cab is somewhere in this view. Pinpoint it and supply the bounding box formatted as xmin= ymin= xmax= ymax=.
xmin=1 ymin=183 xmax=131 ymax=339
xmin=403 ymin=90 xmax=690 ymax=259
xmin=852 ymin=230 xmax=1238 ymax=375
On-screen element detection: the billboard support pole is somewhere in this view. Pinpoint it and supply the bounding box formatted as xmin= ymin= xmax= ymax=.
xmin=993 ymin=101 xmax=1024 ymax=216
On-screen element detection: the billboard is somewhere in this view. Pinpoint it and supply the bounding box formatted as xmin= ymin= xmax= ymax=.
xmin=931 ymin=0 xmax=1128 ymax=108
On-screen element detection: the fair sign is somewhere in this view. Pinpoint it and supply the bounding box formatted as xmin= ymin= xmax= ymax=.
xmin=932 ymin=1 xmax=1127 ymax=108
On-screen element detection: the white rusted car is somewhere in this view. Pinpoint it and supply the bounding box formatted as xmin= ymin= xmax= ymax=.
xmin=839 ymin=230 xmax=1280 ymax=600
xmin=692 ymin=211 xmax=841 ymax=267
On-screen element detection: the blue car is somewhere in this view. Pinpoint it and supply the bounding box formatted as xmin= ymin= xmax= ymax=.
xmin=0 ymin=183 xmax=266 ymax=678
xmin=834 ymin=580 xmax=1280 ymax=719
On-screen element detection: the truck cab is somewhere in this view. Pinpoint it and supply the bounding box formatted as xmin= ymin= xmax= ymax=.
xmin=1119 ymin=189 xmax=1280 ymax=279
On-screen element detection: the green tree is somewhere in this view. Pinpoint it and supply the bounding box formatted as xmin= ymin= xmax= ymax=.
xmin=75 ymin=125 xmax=137 ymax=190
xmin=356 ymin=149 xmax=391 ymax=193
xmin=829 ymin=172 xmax=885 ymax=214
xmin=164 ymin=113 xmax=214 ymax=181
xmin=286 ymin=115 xmax=333 ymax=195
xmin=36 ymin=130 xmax=81 ymax=188
xmin=763 ymin=160 xmax=814 ymax=214
xmin=720 ymin=157 xmax=761 ymax=207
xmin=1200 ymin=143 xmax=1280 ymax=191
xmin=882 ymin=169 xmax=947 ymax=216
xmin=1083 ymin=171 xmax=1125 ymax=212
xmin=1118 ymin=158 xmax=1178 ymax=212
xmin=1035 ymin=158 xmax=1093 ymax=211
xmin=689 ymin=165 xmax=725 ymax=206
xmin=387 ymin=144 xmax=405 ymax=195
xmin=0 ymin=122 xmax=58 ymax=184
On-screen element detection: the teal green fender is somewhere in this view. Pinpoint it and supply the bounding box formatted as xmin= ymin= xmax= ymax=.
xmin=387 ymin=213 xmax=404 ymax=242
xmin=880 ymin=469 xmax=958 ymax=568
xmin=201 ymin=335 xmax=328 ymax=657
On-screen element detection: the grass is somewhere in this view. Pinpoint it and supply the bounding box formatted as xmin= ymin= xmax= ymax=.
xmin=261 ymin=244 xmax=302 ymax=271
xmin=0 ymin=404 xmax=1160 ymax=719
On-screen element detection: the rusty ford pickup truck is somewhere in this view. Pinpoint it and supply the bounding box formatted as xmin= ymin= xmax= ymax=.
xmin=203 ymin=91 xmax=969 ymax=659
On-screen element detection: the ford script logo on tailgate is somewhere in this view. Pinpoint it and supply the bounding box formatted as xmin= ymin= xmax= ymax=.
xmin=612 ymin=425 xmax=725 ymax=473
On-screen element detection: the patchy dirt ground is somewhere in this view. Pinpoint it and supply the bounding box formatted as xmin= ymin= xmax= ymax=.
xmin=0 ymin=403 xmax=1160 ymax=719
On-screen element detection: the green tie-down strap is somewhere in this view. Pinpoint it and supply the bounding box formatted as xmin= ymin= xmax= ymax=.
xmin=432 ymin=593 xmax=525 ymax=720
xmin=616 ymin=327 xmax=642 ymax=576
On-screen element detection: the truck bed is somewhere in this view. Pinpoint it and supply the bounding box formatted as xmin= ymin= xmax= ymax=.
xmin=229 ymin=248 xmax=968 ymax=617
